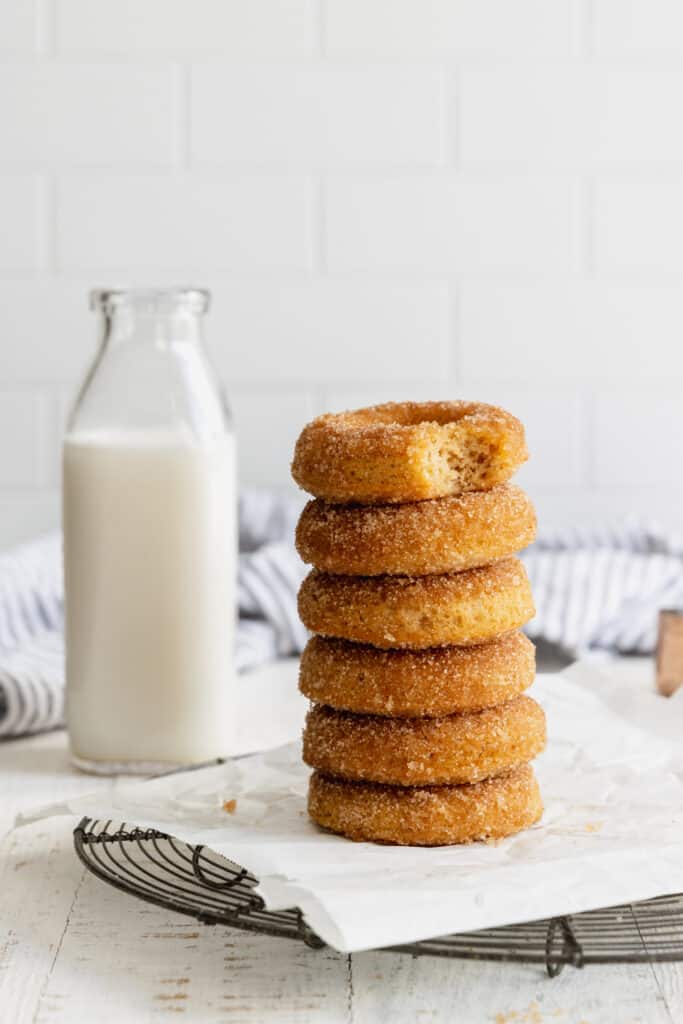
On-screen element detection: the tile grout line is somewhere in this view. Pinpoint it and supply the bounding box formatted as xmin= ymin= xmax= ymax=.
xmin=175 ymin=63 xmax=192 ymax=171
xmin=581 ymin=0 xmax=596 ymax=60
xmin=35 ymin=0 xmax=55 ymax=57
xmin=581 ymin=176 xmax=596 ymax=279
xmin=36 ymin=173 xmax=58 ymax=275
xmin=579 ymin=389 xmax=596 ymax=489
xmin=448 ymin=280 xmax=461 ymax=387
xmin=448 ymin=65 xmax=460 ymax=169
xmin=315 ymin=0 xmax=326 ymax=56
xmin=34 ymin=389 xmax=53 ymax=489
xmin=312 ymin=175 xmax=326 ymax=275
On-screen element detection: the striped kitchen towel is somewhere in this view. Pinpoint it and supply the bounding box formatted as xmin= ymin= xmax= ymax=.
xmin=0 ymin=490 xmax=309 ymax=738
xmin=1 ymin=501 xmax=681 ymax=738
xmin=524 ymin=521 xmax=683 ymax=657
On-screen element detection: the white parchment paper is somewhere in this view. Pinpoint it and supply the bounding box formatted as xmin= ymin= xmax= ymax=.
xmin=19 ymin=663 xmax=683 ymax=953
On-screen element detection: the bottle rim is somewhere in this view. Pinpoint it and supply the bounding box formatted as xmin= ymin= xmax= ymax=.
xmin=89 ymin=288 xmax=210 ymax=315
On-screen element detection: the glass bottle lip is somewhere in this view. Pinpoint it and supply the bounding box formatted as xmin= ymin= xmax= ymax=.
xmin=89 ymin=288 xmax=210 ymax=316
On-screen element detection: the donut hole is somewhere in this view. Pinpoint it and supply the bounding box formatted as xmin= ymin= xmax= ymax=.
xmin=354 ymin=401 xmax=475 ymax=429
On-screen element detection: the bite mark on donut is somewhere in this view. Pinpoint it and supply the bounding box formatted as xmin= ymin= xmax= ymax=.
xmin=291 ymin=401 xmax=528 ymax=503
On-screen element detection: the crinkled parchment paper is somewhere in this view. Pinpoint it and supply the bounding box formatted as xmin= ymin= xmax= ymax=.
xmin=19 ymin=664 xmax=683 ymax=953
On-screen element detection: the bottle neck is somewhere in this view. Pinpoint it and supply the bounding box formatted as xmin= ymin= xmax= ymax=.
xmin=68 ymin=289 xmax=227 ymax=441
xmin=91 ymin=288 xmax=210 ymax=351
xmin=101 ymin=307 xmax=204 ymax=350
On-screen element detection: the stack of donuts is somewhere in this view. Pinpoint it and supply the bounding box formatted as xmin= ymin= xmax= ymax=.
xmin=291 ymin=401 xmax=545 ymax=846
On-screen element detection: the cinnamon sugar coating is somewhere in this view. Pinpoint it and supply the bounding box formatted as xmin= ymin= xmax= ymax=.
xmin=303 ymin=695 xmax=546 ymax=786
xmin=296 ymin=484 xmax=536 ymax=576
xmin=299 ymin=632 xmax=535 ymax=717
xmin=308 ymin=765 xmax=543 ymax=845
xmin=298 ymin=558 xmax=535 ymax=649
xmin=291 ymin=401 xmax=528 ymax=504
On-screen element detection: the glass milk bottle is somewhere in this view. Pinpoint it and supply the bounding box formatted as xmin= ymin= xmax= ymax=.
xmin=63 ymin=289 xmax=236 ymax=773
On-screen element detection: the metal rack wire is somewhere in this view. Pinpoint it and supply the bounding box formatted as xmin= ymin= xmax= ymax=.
xmin=73 ymin=818 xmax=683 ymax=976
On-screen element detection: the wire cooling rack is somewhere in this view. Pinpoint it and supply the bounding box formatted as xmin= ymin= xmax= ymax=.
xmin=73 ymin=818 xmax=683 ymax=976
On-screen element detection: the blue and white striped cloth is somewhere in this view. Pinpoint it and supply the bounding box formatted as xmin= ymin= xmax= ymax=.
xmin=0 ymin=497 xmax=680 ymax=738
xmin=523 ymin=523 xmax=683 ymax=656
xmin=0 ymin=490 xmax=309 ymax=738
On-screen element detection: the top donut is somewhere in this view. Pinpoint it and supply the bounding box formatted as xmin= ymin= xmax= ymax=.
xmin=291 ymin=400 xmax=528 ymax=504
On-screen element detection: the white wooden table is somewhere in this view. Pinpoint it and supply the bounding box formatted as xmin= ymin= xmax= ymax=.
xmin=2 ymin=657 xmax=682 ymax=1024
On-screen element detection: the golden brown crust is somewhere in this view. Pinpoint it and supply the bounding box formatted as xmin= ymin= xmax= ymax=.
xmin=299 ymin=632 xmax=536 ymax=717
xmin=291 ymin=401 xmax=528 ymax=504
xmin=298 ymin=558 xmax=535 ymax=649
xmin=303 ymin=695 xmax=546 ymax=786
xmin=296 ymin=485 xmax=536 ymax=576
xmin=308 ymin=765 xmax=543 ymax=845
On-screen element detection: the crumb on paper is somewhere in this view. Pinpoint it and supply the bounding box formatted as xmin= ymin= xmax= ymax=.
xmin=585 ymin=821 xmax=603 ymax=833
xmin=495 ymin=1002 xmax=547 ymax=1024
xmin=222 ymin=799 xmax=237 ymax=814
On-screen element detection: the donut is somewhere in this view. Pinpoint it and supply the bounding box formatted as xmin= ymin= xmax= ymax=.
xmin=298 ymin=558 xmax=534 ymax=649
xmin=291 ymin=401 xmax=528 ymax=504
xmin=303 ymin=695 xmax=546 ymax=786
xmin=308 ymin=765 xmax=543 ymax=846
xmin=296 ymin=484 xmax=536 ymax=577
xmin=299 ymin=632 xmax=535 ymax=717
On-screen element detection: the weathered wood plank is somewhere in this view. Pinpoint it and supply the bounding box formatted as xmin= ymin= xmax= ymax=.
xmin=0 ymin=731 xmax=114 ymax=1024
xmin=631 ymin=907 xmax=683 ymax=1023
xmin=0 ymin=821 xmax=86 ymax=1024
xmin=348 ymin=949 xmax=674 ymax=1024
xmin=34 ymin=867 xmax=350 ymax=1023
xmin=648 ymin=963 xmax=683 ymax=1024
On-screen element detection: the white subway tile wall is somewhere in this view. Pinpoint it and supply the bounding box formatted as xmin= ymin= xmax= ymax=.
xmin=56 ymin=0 xmax=315 ymax=55
xmin=594 ymin=391 xmax=683 ymax=487
xmin=0 ymin=176 xmax=41 ymax=270
xmin=0 ymin=0 xmax=38 ymax=52
xmin=209 ymin=281 xmax=450 ymax=384
xmin=594 ymin=0 xmax=683 ymax=56
xmin=0 ymin=65 xmax=177 ymax=165
xmin=56 ymin=176 xmax=314 ymax=270
xmin=324 ymin=0 xmax=580 ymax=56
xmin=325 ymin=176 xmax=582 ymax=273
xmin=0 ymin=0 xmax=681 ymax=545
xmin=0 ymin=391 xmax=45 ymax=487
xmin=595 ymin=181 xmax=683 ymax=271
xmin=190 ymin=66 xmax=446 ymax=166
xmin=460 ymin=68 xmax=683 ymax=166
